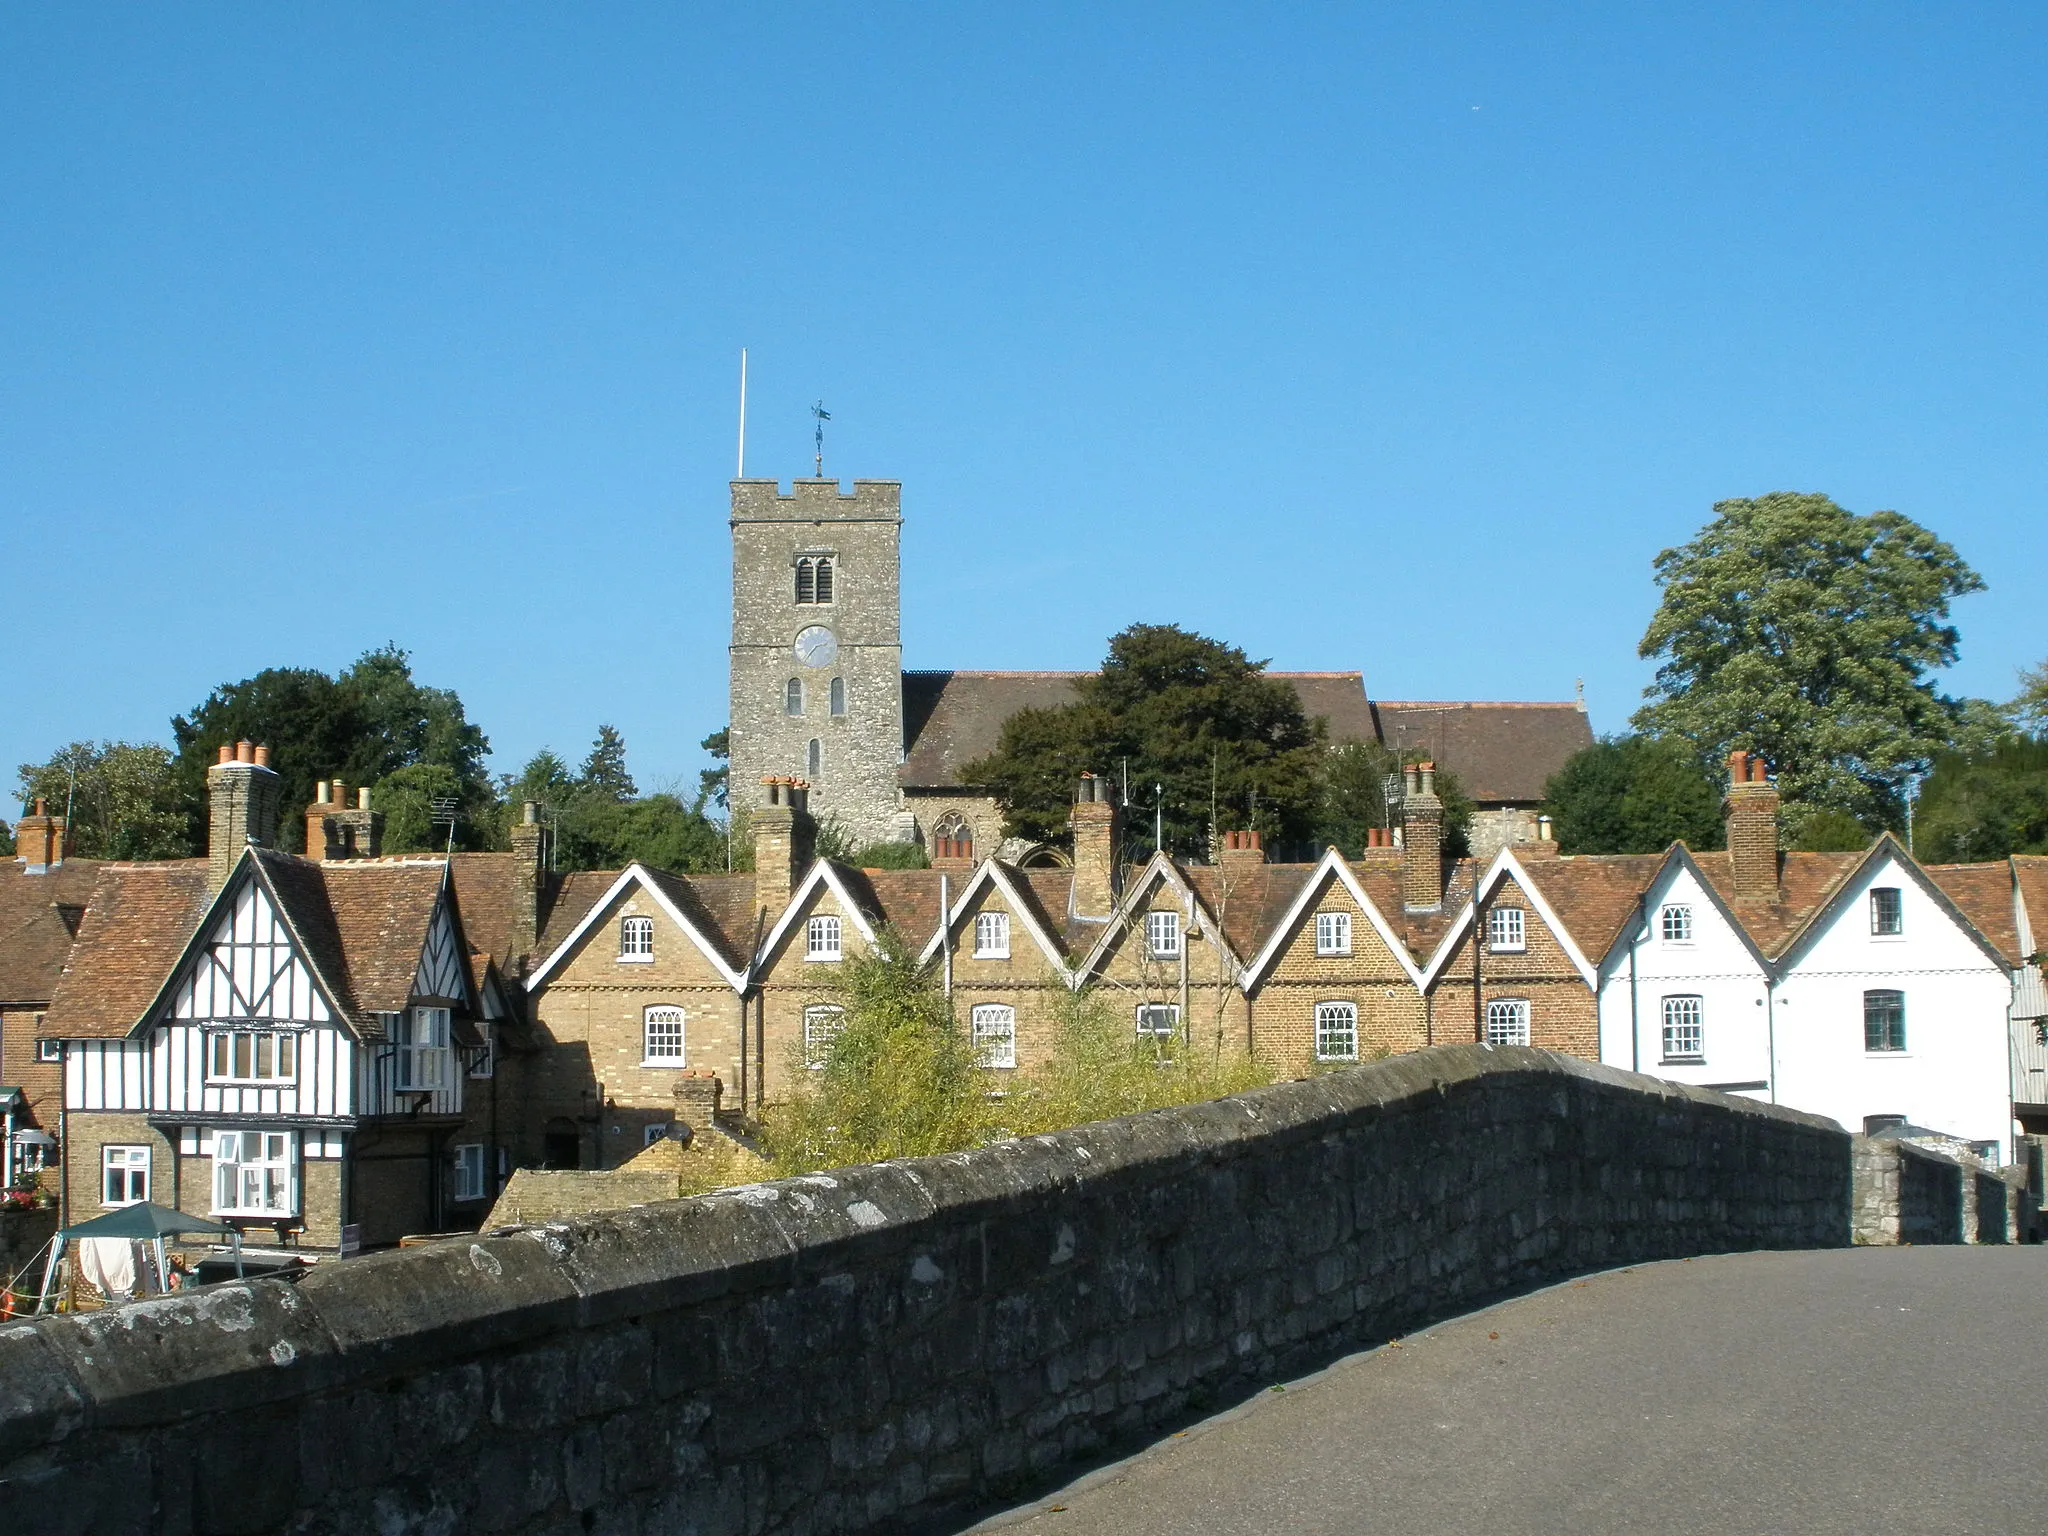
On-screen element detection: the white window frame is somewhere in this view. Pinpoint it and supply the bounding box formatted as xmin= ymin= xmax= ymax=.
xmin=468 ymin=1024 xmax=495 ymax=1079
xmin=642 ymin=1006 xmax=686 ymax=1066
xmin=1314 ymin=1001 xmax=1359 ymax=1061
xmin=1135 ymin=1003 xmax=1181 ymax=1040
xmin=101 ymin=1144 xmax=150 ymax=1207
xmin=211 ymin=1129 xmax=298 ymax=1217
xmin=1870 ymin=887 xmax=1904 ymax=937
xmin=1660 ymin=904 xmax=1693 ymax=942
xmin=1314 ymin=911 xmax=1352 ymax=957
xmin=1144 ymin=910 xmax=1181 ymax=959
xmin=803 ymin=1004 xmax=846 ymax=1068
xmin=205 ymin=1027 xmax=300 ymax=1085
xmin=392 ymin=1007 xmax=450 ymax=1092
xmin=1660 ymin=995 xmax=1704 ymax=1062
xmin=973 ymin=911 xmax=1011 ymax=959
xmin=452 ymin=1143 xmax=487 ymax=1202
xmin=1486 ymin=906 xmax=1526 ymax=953
xmin=970 ymin=1004 xmax=1017 ymax=1069
xmin=1484 ymin=998 xmax=1531 ymax=1048
xmin=619 ymin=915 xmax=654 ymax=961
xmin=36 ymin=1038 xmax=61 ymax=1064
xmin=806 ymin=914 xmax=843 ymax=961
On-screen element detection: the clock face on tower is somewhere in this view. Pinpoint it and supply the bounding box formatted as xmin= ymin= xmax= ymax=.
xmin=793 ymin=626 xmax=839 ymax=668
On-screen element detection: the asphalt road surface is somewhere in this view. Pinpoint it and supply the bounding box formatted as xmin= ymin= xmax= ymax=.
xmin=969 ymin=1247 xmax=2046 ymax=1536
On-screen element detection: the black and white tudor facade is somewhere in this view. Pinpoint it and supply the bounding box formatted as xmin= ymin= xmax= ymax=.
xmin=41 ymin=846 xmax=511 ymax=1251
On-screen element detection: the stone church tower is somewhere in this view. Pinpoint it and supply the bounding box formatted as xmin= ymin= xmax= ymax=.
xmin=728 ymin=479 xmax=906 ymax=847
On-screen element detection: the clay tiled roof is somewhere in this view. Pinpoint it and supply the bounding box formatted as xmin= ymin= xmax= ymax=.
xmin=1689 ymin=850 xmax=1865 ymax=960
xmin=899 ymin=671 xmax=1381 ymax=790
xmin=534 ymin=870 xmax=627 ymax=959
xmin=315 ymin=858 xmax=451 ymax=1013
xmin=40 ymin=862 xmax=213 ymax=1038
xmin=2015 ymin=857 xmax=2048 ymax=964
xmin=1923 ymin=863 xmax=2021 ymax=967
xmin=833 ymin=867 xmax=948 ymax=949
xmin=1513 ymin=854 xmax=1669 ymax=964
xmin=642 ymin=869 xmax=758 ymax=973
xmin=0 ymin=858 xmax=104 ymax=1006
xmin=1183 ymin=863 xmax=1320 ymax=961
xmin=1373 ymin=701 xmax=1594 ymax=806
xmin=448 ymin=852 xmax=527 ymax=968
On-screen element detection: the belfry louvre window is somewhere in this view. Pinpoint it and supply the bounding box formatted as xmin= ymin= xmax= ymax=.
xmin=102 ymin=1145 xmax=150 ymax=1206
xmin=643 ymin=1006 xmax=685 ymax=1065
xmin=1487 ymin=907 xmax=1526 ymax=952
xmin=1661 ymin=996 xmax=1704 ymax=1061
xmin=212 ymin=1130 xmax=295 ymax=1216
xmin=1145 ymin=910 xmax=1181 ymax=958
xmin=974 ymin=911 xmax=1010 ymax=958
xmin=392 ymin=1007 xmax=450 ymax=1090
xmin=619 ymin=915 xmax=654 ymax=959
xmin=971 ymin=1004 xmax=1017 ymax=1068
xmin=807 ymin=914 xmax=843 ymax=960
xmin=1315 ymin=1002 xmax=1359 ymax=1061
xmin=1484 ymin=998 xmax=1531 ymax=1047
xmin=785 ymin=678 xmax=804 ymax=716
xmin=1871 ymin=887 xmax=1903 ymax=936
xmin=1660 ymin=904 xmax=1693 ymax=942
xmin=795 ymin=556 xmax=835 ymax=605
xmin=206 ymin=1029 xmax=298 ymax=1083
xmin=1315 ymin=912 xmax=1352 ymax=957
xmin=1864 ymin=989 xmax=1906 ymax=1053
xmin=804 ymin=1005 xmax=846 ymax=1067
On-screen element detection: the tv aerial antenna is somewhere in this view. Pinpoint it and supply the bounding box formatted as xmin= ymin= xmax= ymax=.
xmin=811 ymin=401 xmax=831 ymax=479
xmin=429 ymin=797 xmax=461 ymax=855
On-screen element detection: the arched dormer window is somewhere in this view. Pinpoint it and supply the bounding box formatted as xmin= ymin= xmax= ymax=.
xmin=829 ymin=677 xmax=846 ymax=716
xmin=795 ymin=556 xmax=836 ymax=606
xmin=785 ymin=678 xmax=804 ymax=716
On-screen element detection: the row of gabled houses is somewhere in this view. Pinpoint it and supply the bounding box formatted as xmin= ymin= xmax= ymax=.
xmin=3 ymin=741 xmax=2045 ymax=1260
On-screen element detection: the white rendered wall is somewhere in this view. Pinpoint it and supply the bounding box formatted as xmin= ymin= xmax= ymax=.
xmin=1598 ymin=861 xmax=1771 ymax=1098
xmin=1771 ymin=850 xmax=2012 ymax=1152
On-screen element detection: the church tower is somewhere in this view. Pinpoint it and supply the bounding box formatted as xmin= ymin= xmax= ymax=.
xmin=729 ymin=479 xmax=905 ymax=848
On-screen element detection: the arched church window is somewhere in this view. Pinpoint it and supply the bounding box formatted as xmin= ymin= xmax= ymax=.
xmin=808 ymin=739 xmax=823 ymax=779
xmin=829 ymin=677 xmax=846 ymax=716
xmin=814 ymin=556 xmax=834 ymax=603
xmin=785 ymin=678 xmax=803 ymax=716
xmin=794 ymin=558 xmax=815 ymax=605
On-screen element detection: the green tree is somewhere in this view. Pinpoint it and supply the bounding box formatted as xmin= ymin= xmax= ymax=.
xmin=1633 ymin=493 xmax=1985 ymax=833
xmin=2012 ymin=659 xmax=2048 ymax=737
xmin=697 ymin=728 xmax=731 ymax=814
xmin=1911 ymin=740 xmax=2048 ymax=862
xmin=17 ymin=741 xmax=192 ymax=859
xmin=171 ymin=646 xmax=495 ymax=851
xmin=764 ymin=929 xmax=989 ymax=1173
xmin=966 ymin=624 xmax=1325 ymax=857
xmin=1542 ymin=736 xmax=1726 ymax=855
xmin=579 ymin=725 xmax=637 ymax=801
xmin=1312 ymin=741 xmax=1474 ymax=858
xmin=1791 ymin=809 xmax=1873 ymax=852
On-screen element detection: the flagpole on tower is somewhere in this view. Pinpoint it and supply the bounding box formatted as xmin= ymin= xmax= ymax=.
xmin=736 ymin=349 xmax=748 ymax=478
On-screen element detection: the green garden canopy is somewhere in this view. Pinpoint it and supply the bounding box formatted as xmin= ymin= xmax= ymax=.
xmin=57 ymin=1201 xmax=234 ymax=1241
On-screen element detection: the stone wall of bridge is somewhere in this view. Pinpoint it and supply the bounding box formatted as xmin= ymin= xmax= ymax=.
xmin=0 ymin=1045 xmax=1851 ymax=1536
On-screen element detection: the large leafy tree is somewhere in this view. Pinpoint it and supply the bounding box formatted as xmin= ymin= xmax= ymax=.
xmin=17 ymin=741 xmax=191 ymax=859
xmin=1313 ymin=740 xmax=1474 ymax=858
xmin=965 ymin=624 xmax=1325 ymax=857
xmin=1912 ymin=740 xmax=2048 ymax=863
xmin=2013 ymin=659 xmax=2048 ymax=737
xmin=1633 ymin=493 xmax=1984 ymax=833
xmin=1542 ymin=736 xmax=1725 ymax=855
xmin=499 ymin=729 xmax=725 ymax=874
xmin=170 ymin=645 xmax=496 ymax=851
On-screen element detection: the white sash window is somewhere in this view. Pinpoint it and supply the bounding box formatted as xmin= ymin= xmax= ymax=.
xmin=206 ymin=1029 xmax=299 ymax=1083
xmin=970 ymin=1004 xmax=1017 ymax=1068
xmin=393 ymin=1007 xmax=450 ymax=1090
xmin=212 ymin=1130 xmax=297 ymax=1216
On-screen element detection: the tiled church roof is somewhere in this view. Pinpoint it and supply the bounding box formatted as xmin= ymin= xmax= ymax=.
xmin=1372 ymin=701 xmax=1594 ymax=805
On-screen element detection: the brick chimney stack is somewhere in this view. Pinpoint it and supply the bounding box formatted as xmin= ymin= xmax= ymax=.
xmin=1401 ymin=762 xmax=1444 ymax=912
xmin=672 ymin=1070 xmax=723 ymax=1135
xmin=1724 ymin=751 xmax=1781 ymax=900
xmin=753 ymin=778 xmax=814 ymax=916
xmin=208 ymin=741 xmax=282 ymax=891
xmin=1068 ymin=774 xmax=1121 ymax=919
xmin=509 ymin=801 xmax=545 ymax=971
xmin=14 ymin=798 xmax=65 ymax=873
xmin=304 ymin=778 xmax=384 ymax=861
xmin=1219 ymin=829 xmax=1265 ymax=874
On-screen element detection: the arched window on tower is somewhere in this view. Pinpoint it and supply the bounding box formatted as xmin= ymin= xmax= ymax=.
xmin=794 ymin=558 xmax=815 ymax=605
xmin=808 ymin=739 xmax=822 ymax=779
xmin=814 ymin=556 xmax=834 ymax=603
xmin=785 ymin=678 xmax=804 ymax=716
xmin=829 ymin=677 xmax=846 ymax=716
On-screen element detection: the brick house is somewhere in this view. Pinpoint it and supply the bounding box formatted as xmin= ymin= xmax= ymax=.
xmin=0 ymin=802 xmax=100 ymax=1187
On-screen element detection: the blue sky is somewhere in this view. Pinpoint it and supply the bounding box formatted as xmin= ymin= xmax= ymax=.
xmin=5 ymin=6 xmax=2043 ymax=803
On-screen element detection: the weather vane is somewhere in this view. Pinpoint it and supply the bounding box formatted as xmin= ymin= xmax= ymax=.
xmin=811 ymin=400 xmax=831 ymax=479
